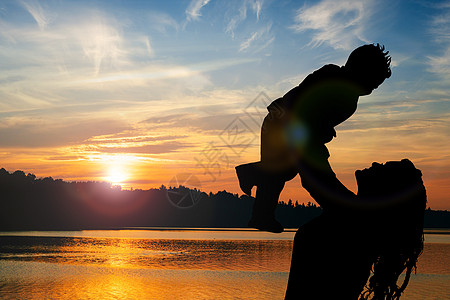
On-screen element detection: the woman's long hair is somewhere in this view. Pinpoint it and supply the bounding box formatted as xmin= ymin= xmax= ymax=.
xmin=357 ymin=159 xmax=427 ymax=300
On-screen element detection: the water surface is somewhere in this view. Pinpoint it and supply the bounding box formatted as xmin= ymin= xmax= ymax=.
xmin=0 ymin=229 xmax=449 ymax=299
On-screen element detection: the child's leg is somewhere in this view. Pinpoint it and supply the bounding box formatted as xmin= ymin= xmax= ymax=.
xmin=241 ymin=112 xmax=297 ymax=232
xmin=249 ymin=175 xmax=286 ymax=233
xmin=235 ymin=162 xmax=261 ymax=196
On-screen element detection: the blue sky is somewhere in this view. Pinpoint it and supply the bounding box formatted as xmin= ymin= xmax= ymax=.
xmin=0 ymin=0 xmax=449 ymax=208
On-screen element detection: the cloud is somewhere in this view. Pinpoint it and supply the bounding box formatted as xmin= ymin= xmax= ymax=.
xmin=291 ymin=0 xmax=373 ymax=50
xmin=76 ymin=130 xmax=193 ymax=156
xmin=185 ymin=0 xmax=211 ymax=22
xmin=335 ymin=97 xmax=450 ymax=135
xmin=141 ymin=110 xmax=263 ymax=143
xmin=147 ymin=11 xmax=179 ymax=33
xmin=0 ymin=118 xmax=129 ymax=148
xmin=142 ymin=114 xmax=189 ymax=125
xmin=427 ymin=49 xmax=450 ymax=76
xmin=427 ymin=3 xmax=450 ymax=78
xmin=0 ymin=6 xmax=128 ymax=77
xmin=239 ymin=22 xmax=274 ymax=53
xmin=45 ymin=155 xmax=84 ymax=161
xmin=143 ymin=36 xmax=154 ymax=57
xmin=429 ymin=1 xmax=450 ymax=43
xmin=0 ymin=5 xmax=246 ymax=111
xmin=251 ymin=0 xmax=263 ymax=20
xmin=20 ymin=0 xmax=53 ymax=30
xmin=75 ymin=57 xmax=257 ymax=85
xmin=72 ymin=14 xmax=125 ymax=75
xmin=226 ymin=0 xmax=264 ymax=38
xmin=88 ymin=134 xmax=188 ymax=144
xmin=339 ymin=115 xmax=449 ymax=134
xmin=240 ymin=32 xmax=258 ymax=52
xmin=94 ymin=141 xmax=191 ymax=155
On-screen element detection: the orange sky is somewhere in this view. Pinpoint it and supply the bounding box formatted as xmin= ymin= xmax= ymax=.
xmin=0 ymin=1 xmax=449 ymax=210
xmin=1 ymin=90 xmax=448 ymax=209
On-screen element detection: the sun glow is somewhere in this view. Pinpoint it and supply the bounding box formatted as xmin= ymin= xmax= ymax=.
xmin=98 ymin=154 xmax=142 ymax=188
xmin=105 ymin=166 xmax=127 ymax=186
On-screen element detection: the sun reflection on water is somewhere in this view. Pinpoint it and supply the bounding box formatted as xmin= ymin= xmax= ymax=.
xmin=0 ymin=232 xmax=449 ymax=299
xmin=1 ymin=235 xmax=293 ymax=272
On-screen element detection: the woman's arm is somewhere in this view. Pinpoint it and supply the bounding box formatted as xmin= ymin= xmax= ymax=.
xmin=297 ymin=146 xmax=357 ymax=212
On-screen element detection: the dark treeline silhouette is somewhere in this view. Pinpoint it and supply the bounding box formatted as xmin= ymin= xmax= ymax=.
xmin=0 ymin=168 xmax=448 ymax=231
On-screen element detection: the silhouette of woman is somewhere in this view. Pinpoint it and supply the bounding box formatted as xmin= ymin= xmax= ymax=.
xmin=285 ymin=159 xmax=426 ymax=300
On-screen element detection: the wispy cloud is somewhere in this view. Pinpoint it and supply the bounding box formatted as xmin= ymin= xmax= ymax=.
xmin=20 ymin=0 xmax=53 ymax=30
xmin=185 ymin=0 xmax=211 ymax=22
xmin=94 ymin=141 xmax=190 ymax=155
xmin=252 ymin=0 xmax=263 ymax=20
xmin=80 ymin=130 xmax=192 ymax=155
xmin=76 ymin=58 xmax=258 ymax=84
xmin=0 ymin=118 xmax=129 ymax=148
xmin=291 ymin=0 xmax=373 ymax=50
xmin=143 ymin=36 xmax=154 ymax=57
xmin=226 ymin=0 xmax=264 ymax=38
xmin=74 ymin=16 xmax=125 ymax=75
xmin=427 ymin=3 xmax=450 ymax=77
xmin=1 ymin=7 xmax=128 ymax=76
xmin=335 ymin=97 xmax=450 ymax=136
xmin=428 ymin=48 xmax=450 ymax=76
xmin=142 ymin=112 xmax=245 ymax=133
xmin=239 ymin=22 xmax=274 ymax=52
xmin=223 ymin=1 xmax=273 ymax=54
xmin=147 ymin=11 xmax=179 ymax=33
xmin=240 ymin=32 xmax=259 ymax=51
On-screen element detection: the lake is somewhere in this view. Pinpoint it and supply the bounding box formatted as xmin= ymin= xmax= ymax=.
xmin=0 ymin=229 xmax=449 ymax=299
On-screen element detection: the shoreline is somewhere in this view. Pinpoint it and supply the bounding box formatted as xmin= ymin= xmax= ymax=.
xmin=0 ymin=227 xmax=449 ymax=235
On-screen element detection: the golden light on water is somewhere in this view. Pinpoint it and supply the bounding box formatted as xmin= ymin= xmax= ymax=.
xmin=0 ymin=230 xmax=449 ymax=299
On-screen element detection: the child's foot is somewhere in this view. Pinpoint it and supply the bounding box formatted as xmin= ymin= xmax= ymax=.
xmin=248 ymin=216 xmax=284 ymax=233
xmin=235 ymin=163 xmax=257 ymax=196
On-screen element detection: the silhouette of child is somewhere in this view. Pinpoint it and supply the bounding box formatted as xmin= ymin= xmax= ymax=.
xmin=236 ymin=44 xmax=392 ymax=233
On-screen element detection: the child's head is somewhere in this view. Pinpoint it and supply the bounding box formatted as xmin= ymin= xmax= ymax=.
xmin=345 ymin=43 xmax=392 ymax=96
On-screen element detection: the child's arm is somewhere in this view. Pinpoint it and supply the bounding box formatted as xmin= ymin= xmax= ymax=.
xmin=298 ymin=147 xmax=357 ymax=212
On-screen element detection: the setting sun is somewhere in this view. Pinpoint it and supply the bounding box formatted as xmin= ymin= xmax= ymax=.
xmin=105 ymin=166 xmax=127 ymax=186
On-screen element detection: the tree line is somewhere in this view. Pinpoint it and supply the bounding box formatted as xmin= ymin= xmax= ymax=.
xmin=0 ymin=168 xmax=448 ymax=230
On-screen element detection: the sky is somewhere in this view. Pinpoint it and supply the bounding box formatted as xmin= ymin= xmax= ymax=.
xmin=0 ymin=0 xmax=449 ymax=209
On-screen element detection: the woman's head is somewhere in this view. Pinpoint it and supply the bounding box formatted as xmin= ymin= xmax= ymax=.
xmin=356 ymin=159 xmax=424 ymax=202
xmin=355 ymin=159 xmax=427 ymax=299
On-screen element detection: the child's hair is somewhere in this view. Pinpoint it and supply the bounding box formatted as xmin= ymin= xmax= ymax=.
xmin=346 ymin=43 xmax=392 ymax=80
xmin=357 ymin=159 xmax=426 ymax=300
